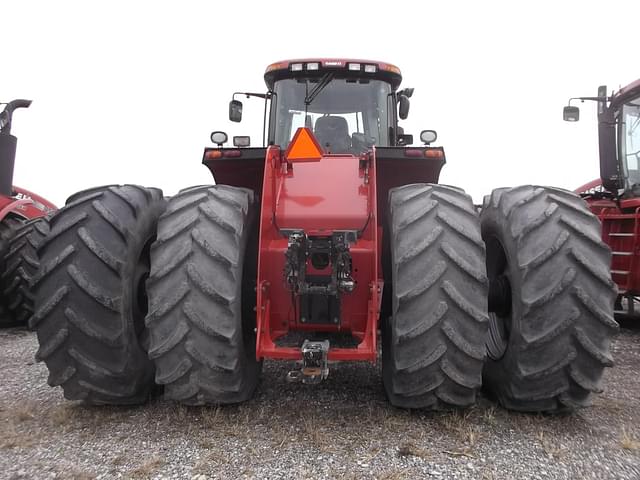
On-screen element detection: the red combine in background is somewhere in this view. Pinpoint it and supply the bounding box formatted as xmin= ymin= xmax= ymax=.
xmin=0 ymin=99 xmax=56 ymax=326
xmin=566 ymin=79 xmax=640 ymax=316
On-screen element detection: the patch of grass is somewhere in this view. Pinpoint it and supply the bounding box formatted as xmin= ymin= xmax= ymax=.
xmin=192 ymin=450 xmax=229 ymax=475
xmin=378 ymin=468 xmax=413 ymax=480
xmin=397 ymin=442 xmax=430 ymax=459
xmin=61 ymin=467 xmax=95 ymax=480
xmin=536 ymin=430 xmax=567 ymax=459
xmin=198 ymin=438 xmax=215 ymax=450
xmin=12 ymin=402 xmax=37 ymax=422
xmin=481 ymin=468 xmax=497 ymax=480
xmin=621 ymin=428 xmax=640 ymax=451
xmin=1 ymin=433 xmax=37 ymax=449
xmin=201 ymin=406 xmax=223 ymax=429
xmin=436 ymin=411 xmax=483 ymax=448
xmin=49 ymin=405 xmax=74 ymax=427
xmin=300 ymin=413 xmax=325 ymax=448
xmin=0 ymin=422 xmax=37 ymax=449
xmin=128 ymin=455 xmax=164 ymax=479
xmin=482 ymin=406 xmax=497 ymax=426
xmin=465 ymin=425 xmax=482 ymax=447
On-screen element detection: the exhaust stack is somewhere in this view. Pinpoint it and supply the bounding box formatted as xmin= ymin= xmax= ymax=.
xmin=0 ymin=100 xmax=32 ymax=196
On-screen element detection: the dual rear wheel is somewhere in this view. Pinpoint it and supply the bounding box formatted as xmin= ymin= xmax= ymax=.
xmin=32 ymin=184 xmax=258 ymax=405
xmin=383 ymin=184 xmax=617 ymax=412
xmin=31 ymin=183 xmax=617 ymax=412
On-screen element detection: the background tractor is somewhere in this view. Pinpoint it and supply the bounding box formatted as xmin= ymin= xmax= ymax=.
xmin=0 ymin=99 xmax=56 ymax=327
xmin=567 ymin=79 xmax=640 ymax=318
xmin=32 ymin=59 xmax=617 ymax=412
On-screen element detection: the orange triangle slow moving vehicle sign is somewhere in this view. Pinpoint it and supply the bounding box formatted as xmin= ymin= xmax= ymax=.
xmin=285 ymin=127 xmax=324 ymax=162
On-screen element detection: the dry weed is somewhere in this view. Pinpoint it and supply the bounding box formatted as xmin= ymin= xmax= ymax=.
xmin=377 ymin=467 xmax=413 ymax=479
xmin=0 ymin=421 xmax=37 ymax=449
xmin=397 ymin=442 xmax=430 ymax=459
xmin=49 ymin=405 xmax=74 ymax=427
xmin=536 ymin=430 xmax=567 ymax=459
xmin=12 ymin=402 xmax=37 ymax=422
xmin=621 ymin=427 xmax=640 ymax=451
xmin=128 ymin=455 xmax=164 ymax=479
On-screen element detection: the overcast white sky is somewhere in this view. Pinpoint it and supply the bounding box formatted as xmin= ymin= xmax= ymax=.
xmin=3 ymin=0 xmax=640 ymax=206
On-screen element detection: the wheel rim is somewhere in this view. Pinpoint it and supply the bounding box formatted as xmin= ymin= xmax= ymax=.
xmin=485 ymin=235 xmax=513 ymax=360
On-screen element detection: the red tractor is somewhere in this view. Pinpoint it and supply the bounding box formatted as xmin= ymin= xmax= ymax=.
xmin=31 ymin=59 xmax=617 ymax=412
xmin=0 ymin=99 xmax=56 ymax=327
xmin=567 ymin=79 xmax=640 ymax=317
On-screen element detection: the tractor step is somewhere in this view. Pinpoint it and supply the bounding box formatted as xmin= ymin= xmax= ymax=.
xmin=286 ymin=340 xmax=330 ymax=385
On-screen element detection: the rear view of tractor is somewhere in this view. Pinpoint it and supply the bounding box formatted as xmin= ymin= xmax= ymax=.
xmin=566 ymin=80 xmax=640 ymax=317
xmin=31 ymin=59 xmax=617 ymax=412
xmin=0 ymin=100 xmax=56 ymax=327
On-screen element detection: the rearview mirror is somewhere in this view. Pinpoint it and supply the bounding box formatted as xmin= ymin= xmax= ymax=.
xmin=597 ymin=85 xmax=607 ymax=115
xmin=420 ymin=130 xmax=437 ymax=145
xmin=398 ymin=95 xmax=410 ymax=120
xmin=563 ymin=106 xmax=580 ymax=122
xmin=229 ymin=100 xmax=243 ymax=123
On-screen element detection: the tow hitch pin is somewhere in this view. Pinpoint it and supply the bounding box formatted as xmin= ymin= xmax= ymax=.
xmin=286 ymin=340 xmax=329 ymax=384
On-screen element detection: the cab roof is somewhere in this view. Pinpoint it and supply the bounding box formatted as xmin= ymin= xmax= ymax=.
xmin=264 ymin=58 xmax=403 ymax=91
xmin=612 ymin=78 xmax=640 ymax=108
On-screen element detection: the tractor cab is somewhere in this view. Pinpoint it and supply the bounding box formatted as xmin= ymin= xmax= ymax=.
xmin=565 ymin=79 xmax=640 ymax=203
xmin=617 ymin=89 xmax=640 ymax=196
xmin=229 ymin=59 xmax=416 ymax=152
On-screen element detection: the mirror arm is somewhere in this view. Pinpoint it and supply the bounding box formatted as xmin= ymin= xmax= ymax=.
xmin=233 ymin=91 xmax=269 ymax=100
xmin=567 ymin=96 xmax=611 ymax=106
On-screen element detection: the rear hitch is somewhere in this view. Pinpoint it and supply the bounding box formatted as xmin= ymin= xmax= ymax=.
xmin=286 ymin=340 xmax=330 ymax=384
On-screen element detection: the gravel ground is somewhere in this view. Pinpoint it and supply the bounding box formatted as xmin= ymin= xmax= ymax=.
xmin=1 ymin=327 xmax=639 ymax=480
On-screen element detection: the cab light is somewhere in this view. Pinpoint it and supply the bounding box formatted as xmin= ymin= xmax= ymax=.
xmin=364 ymin=64 xmax=377 ymax=73
xmin=291 ymin=63 xmax=303 ymax=72
xmin=306 ymin=62 xmax=319 ymax=70
xmin=348 ymin=63 xmax=361 ymax=71
xmin=425 ymin=149 xmax=444 ymax=159
xmin=380 ymin=63 xmax=401 ymax=75
xmin=266 ymin=62 xmax=287 ymax=72
xmin=404 ymin=149 xmax=423 ymax=157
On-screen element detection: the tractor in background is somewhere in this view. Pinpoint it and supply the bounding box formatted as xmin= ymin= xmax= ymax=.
xmin=31 ymin=59 xmax=617 ymax=412
xmin=0 ymin=99 xmax=56 ymax=327
xmin=566 ymin=79 xmax=640 ymax=317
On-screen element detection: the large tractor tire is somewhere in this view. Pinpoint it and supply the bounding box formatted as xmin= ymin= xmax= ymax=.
xmin=383 ymin=184 xmax=489 ymax=409
xmin=1 ymin=217 xmax=49 ymax=326
xmin=30 ymin=185 xmax=166 ymax=404
xmin=0 ymin=228 xmax=13 ymax=327
xmin=481 ymin=186 xmax=618 ymax=412
xmin=65 ymin=185 xmax=118 ymax=206
xmin=0 ymin=217 xmax=32 ymax=327
xmin=145 ymin=185 xmax=261 ymax=405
